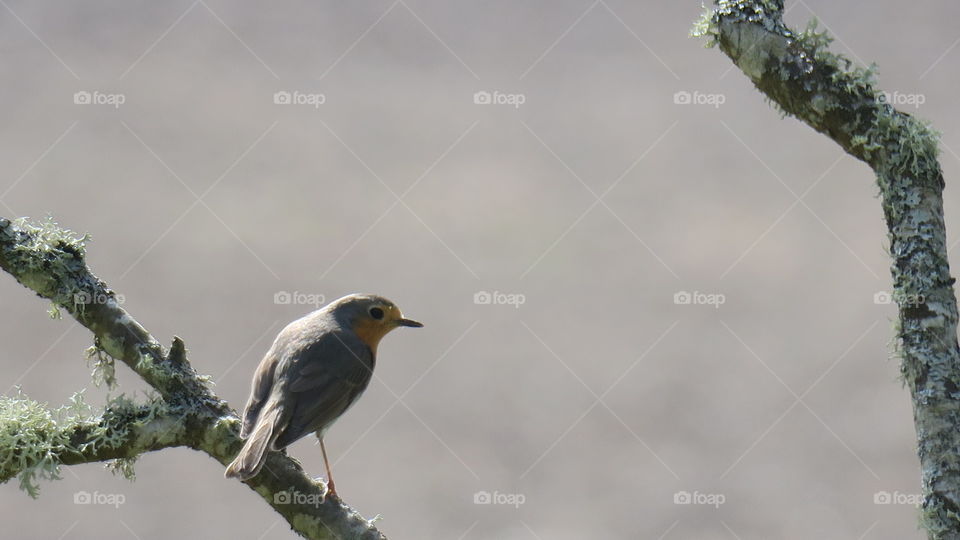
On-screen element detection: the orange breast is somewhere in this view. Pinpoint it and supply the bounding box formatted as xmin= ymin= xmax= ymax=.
xmin=351 ymin=318 xmax=388 ymax=354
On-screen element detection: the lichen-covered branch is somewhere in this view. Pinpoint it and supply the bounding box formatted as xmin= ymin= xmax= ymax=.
xmin=0 ymin=217 xmax=386 ymax=540
xmin=0 ymin=392 xmax=184 ymax=491
xmin=696 ymin=2 xmax=960 ymax=537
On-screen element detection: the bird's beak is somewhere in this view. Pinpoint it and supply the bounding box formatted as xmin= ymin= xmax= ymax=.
xmin=396 ymin=317 xmax=423 ymax=328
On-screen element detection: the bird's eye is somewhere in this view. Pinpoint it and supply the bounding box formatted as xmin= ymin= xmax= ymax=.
xmin=369 ymin=307 xmax=384 ymax=320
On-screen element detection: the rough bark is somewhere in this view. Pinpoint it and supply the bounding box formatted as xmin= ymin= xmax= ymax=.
xmin=0 ymin=217 xmax=386 ymax=540
xmin=697 ymin=1 xmax=960 ymax=537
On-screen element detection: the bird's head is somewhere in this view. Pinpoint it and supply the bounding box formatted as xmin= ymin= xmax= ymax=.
xmin=328 ymin=294 xmax=423 ymax=352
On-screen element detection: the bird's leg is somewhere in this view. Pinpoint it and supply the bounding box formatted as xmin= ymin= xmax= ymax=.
xmin=320 ymin=438 xmax=337 ymax=498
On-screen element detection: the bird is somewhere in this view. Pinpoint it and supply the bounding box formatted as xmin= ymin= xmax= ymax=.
xmin=224 ymin=293 xmax=422 ymax=497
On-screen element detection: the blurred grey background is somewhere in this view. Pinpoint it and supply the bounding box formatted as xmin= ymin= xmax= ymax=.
xmin=0 ymin=1 xmax=955 ymax=538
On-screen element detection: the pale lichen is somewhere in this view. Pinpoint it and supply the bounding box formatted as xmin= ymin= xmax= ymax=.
xmin=702 ymin=1 xmax=959 ymax=536
xmin=106 ymin=456 xmax=138 ymax=481
xmin=10 ymin=217 xmax=88 ymax=256
xmin=203 ymin=415 xmax=242 ymax=458
xmin=0 ymin=387 xmax=182 ymax=497
xmin=0 ymin=390 xmax=92 ymax=497
xmin=6 ymin=217 xmax=89 ymax=305
xmin=0 ymin=214 xmax=385 ymax=536
xmin=85 ymin=345 xmax=117 ymax=389
xmin=690 ymin=4 xmax=719 ymax=46
xmin=866 ymin=108 xmax=940 ymax=170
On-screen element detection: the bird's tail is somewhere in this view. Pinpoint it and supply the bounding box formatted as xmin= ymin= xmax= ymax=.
xmin=225 ymin=408 xmax=280 ymax=480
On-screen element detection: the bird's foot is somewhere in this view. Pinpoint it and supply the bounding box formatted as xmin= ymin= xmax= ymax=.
xmin=313 ymin=477 xmax=337 ymax=503
xmin=326 ymin=481 xmax=337 ymax=501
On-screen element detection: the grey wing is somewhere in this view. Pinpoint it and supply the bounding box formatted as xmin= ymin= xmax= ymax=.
xmin=273 ymin=331 xmax=374 ymax=448
xmin=239 ymin=339 xmax=284 ymax=439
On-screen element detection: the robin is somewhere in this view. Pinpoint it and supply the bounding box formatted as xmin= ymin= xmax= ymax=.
xmin=224 ymin=293 xmax=423 ymax=497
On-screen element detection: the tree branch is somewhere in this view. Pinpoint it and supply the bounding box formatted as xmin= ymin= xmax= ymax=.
xmin=0 ymin=394 xmax=183 ymax=486
xmin=697 ymin=2 xmax=960 ymax=537
xmin=0 ymin=217 xmax=386 ymax=540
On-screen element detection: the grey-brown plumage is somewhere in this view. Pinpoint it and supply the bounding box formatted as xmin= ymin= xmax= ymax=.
xmin=224 ymin=294 xmax=422 ymax=493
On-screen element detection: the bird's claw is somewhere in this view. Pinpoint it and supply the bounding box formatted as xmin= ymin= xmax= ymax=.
xmin=313 ymin=477 xmax=336 ymax=503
